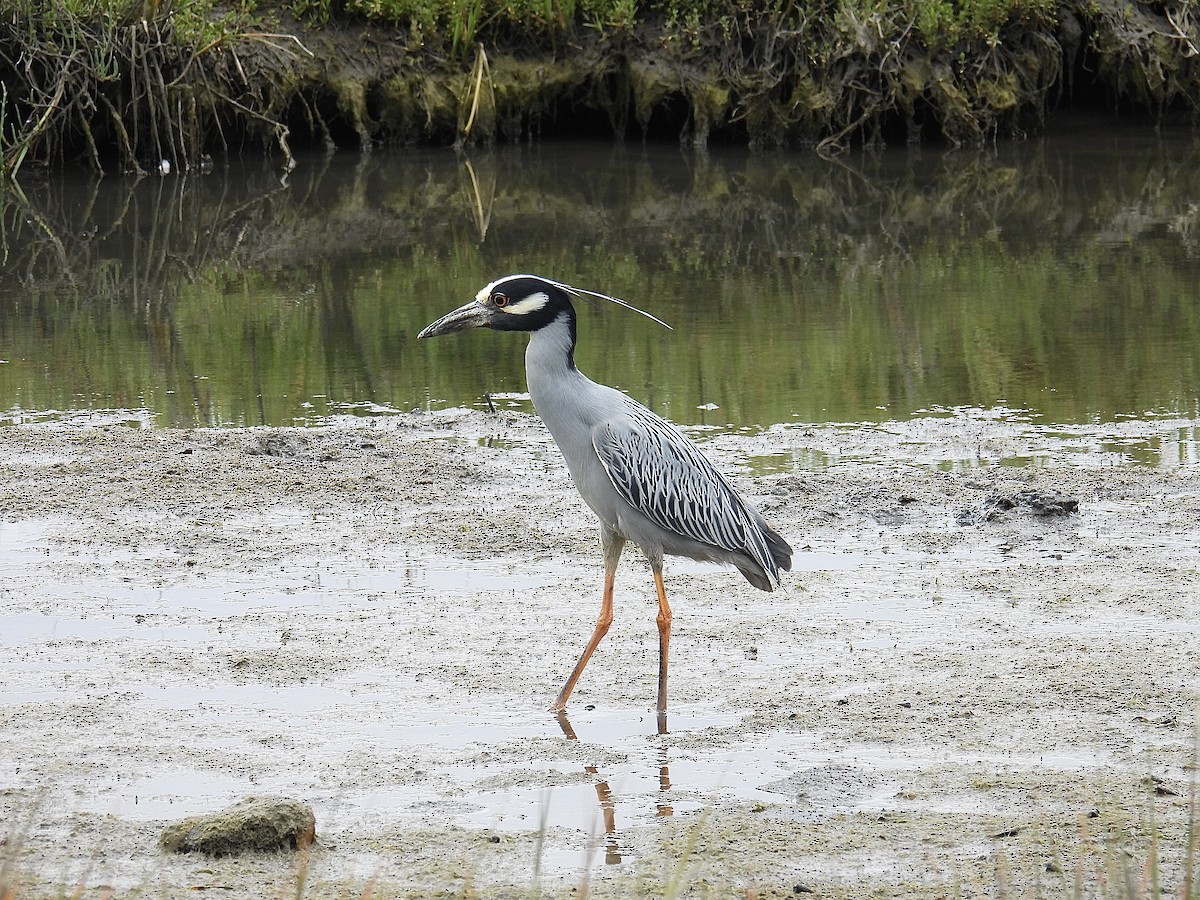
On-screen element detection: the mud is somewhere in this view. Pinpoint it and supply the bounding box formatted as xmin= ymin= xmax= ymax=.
xmin=1 ymin=409 xmax=1198 ymax=898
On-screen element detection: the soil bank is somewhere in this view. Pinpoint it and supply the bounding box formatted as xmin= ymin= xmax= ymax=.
xmin=3 ymin=0 xmax=1198 ymax=179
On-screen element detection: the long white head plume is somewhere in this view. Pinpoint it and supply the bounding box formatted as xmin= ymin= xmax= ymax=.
xmin=552 ymin=278 xmax=674 ymax=331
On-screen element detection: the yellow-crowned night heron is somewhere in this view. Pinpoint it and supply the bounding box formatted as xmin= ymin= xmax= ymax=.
xmin=418 ymin=275 xmax=792 ymax=714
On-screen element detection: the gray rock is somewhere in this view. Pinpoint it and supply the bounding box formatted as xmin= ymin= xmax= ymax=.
xmin=159 ymin=796 xmax=316 ymax=857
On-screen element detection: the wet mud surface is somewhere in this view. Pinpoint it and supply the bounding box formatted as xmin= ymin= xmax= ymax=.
xmin=1 ymin=410 xmax=1199 ymax=897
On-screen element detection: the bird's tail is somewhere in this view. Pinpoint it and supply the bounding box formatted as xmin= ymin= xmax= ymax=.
xmin=738 ymin=523 xmax=793 ymax=592
xmin=765 ymin=525 xmax=793 ymax=573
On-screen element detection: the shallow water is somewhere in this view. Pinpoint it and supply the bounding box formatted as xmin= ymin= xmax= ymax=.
xmin=0 ymin=504 xmax=998 ymax=872
xmin=3 ymin=118 xmax=1199 ymax=431
xmin=0 ymin=498 xmax=1141 ymax=867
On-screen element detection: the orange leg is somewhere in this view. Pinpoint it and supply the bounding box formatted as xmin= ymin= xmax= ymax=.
xmin=653 ymin=564 xmax=672 ymax=714
xmin=551 ymin=531 xmax=624 ymax=712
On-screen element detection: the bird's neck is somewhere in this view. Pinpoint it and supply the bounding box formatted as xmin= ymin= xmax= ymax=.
xmin=525 ymin=310 xmax=578 ymax=381
xmin=525 ymin=310 xmax=595 ymax=429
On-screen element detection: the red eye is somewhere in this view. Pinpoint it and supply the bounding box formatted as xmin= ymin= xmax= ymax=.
xmin=492 ymin=293 xmax=509 ymax=308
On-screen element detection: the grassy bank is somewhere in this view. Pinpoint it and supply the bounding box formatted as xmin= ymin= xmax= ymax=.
xmin=0 ymin=0 xmax=1197 ymax=177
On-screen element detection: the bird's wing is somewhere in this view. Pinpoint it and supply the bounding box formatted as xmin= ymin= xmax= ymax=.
xmin=592 ymin=401 xmax=773 ymax=565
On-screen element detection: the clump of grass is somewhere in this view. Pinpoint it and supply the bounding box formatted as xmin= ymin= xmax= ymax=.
xmin=284 ymin=0 xmax=1058 ymax=59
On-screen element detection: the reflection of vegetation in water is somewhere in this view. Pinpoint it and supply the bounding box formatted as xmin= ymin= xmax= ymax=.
xmin=1 ymin=133 xmax=1199 ymax=427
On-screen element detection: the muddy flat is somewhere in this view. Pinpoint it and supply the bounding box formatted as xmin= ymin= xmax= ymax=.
xmin=1 ymin=411 xmax=1198 ymax=898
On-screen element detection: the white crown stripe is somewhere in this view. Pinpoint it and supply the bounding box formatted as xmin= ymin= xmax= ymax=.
xmin=503 ymin=292 xmax=550 ymax=316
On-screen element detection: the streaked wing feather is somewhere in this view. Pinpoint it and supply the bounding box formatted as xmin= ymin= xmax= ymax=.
xmin=592 ymin=402 xmax=776 ymax=578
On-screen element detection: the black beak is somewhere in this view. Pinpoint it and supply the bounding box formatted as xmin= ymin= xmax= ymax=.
xmin=417 ymin=301 xmax=494 ymax=339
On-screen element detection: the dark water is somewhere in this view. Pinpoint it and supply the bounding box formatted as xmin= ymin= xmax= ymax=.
xmin=2 ymin=120 xmax=1199 ymax=430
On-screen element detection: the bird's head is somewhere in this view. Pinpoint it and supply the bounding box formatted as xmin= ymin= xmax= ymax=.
xmin=418 ymin=274 xmax=672 ymax=341
xmin=417 ymin=275 xmax=576 ymax=339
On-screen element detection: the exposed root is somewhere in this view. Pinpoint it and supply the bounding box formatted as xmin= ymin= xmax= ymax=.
xmin=0 ymin=6 xmax=302 ymax=179
xmin=1088 ymin=0 xmax=1200 ymax=115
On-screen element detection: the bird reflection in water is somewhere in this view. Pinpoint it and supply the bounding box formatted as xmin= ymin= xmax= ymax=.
xmin=554 ymin=710 xmax=674 ymax=865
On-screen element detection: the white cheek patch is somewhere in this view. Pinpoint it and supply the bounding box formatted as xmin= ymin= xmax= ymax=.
xmin=503 ymin=291 xmax=550 ymax=316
